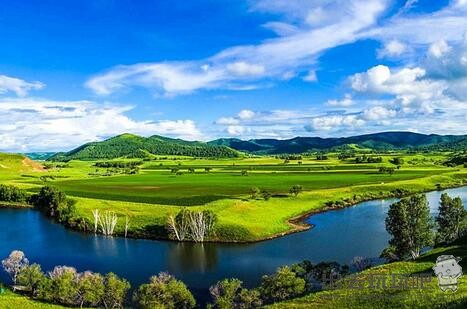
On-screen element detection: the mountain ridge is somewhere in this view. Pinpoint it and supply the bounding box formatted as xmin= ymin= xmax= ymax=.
xmin=47 ymin=131 xmax=466 ymax=161
xmin=208 ymin=131 xmax=467 ymax=154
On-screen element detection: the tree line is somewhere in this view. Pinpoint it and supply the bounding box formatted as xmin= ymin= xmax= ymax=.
xmin=3 ymin=250 xmax=358 ymax=308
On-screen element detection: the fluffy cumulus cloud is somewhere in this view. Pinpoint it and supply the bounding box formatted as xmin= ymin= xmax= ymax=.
xmin=0 ymin=98 xmax=201 ymax=152
xmin=86 ymin=0 xmax=388 ymax=96
xmin=0 ymin=75 xmax=44 ymax=96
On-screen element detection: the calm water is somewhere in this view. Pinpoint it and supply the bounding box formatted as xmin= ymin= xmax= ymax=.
xmin=1 ymin=187 xmax=466 ymax=301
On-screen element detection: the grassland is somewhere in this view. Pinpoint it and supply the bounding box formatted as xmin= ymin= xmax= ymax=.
xmin=1 ymin=152 xmax=466 ymax=241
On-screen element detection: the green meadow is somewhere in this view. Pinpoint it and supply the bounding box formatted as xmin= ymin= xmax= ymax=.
xmin=1 ymin=151 xmax=465 ymax=241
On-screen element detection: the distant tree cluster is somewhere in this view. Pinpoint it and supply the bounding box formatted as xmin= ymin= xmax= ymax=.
xmin=315 ymin=155 xmax=328 ymax=160
xmin=389 ymin=157 xmax=404 ymax=166
xmin=275 ymin=155 xmax=303 ymax=161
xmin=94 ymin=161 xmax=142 ymax=169
xmin=444 ymin=154 xmax=467 ymax=167
xmin=378 ymin=166 xmax=395 ymax=175
xmin=337 ymin=152 xmax=355 ymax=160
xmin=29 ymin=186 xmax=76 ymax=224
xmin=355 ymin=155 xmax=382 ymax=163
xmin=0 ymin=185 xmax=28 ymax=203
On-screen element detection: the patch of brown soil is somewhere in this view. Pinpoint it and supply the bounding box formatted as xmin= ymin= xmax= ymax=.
xmin=22 ymin=158 xmax=45 ymax=172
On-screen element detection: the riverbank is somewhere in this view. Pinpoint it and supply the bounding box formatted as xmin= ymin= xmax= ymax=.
xmin=43 ymin=169 xmax=467 ymax=243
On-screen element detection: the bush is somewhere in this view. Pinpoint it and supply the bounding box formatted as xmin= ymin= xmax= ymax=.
xmin=16 ymin=264 xmax=45 ymax=296
xmin=209 ymin=278 xmax=261 ymax=309
xmin=133 ymin=272 xmax=195 ymax=309
xmin=259 ymin=266 xmax=305 ymax=303
xmin=0 ymin=185 xmax=28 ymax=203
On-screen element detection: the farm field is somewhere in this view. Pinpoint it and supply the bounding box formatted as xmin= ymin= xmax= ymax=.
xmin=1 ymin=151 xmax=466 ymax=241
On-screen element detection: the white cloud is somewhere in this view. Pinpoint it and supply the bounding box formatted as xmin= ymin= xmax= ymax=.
xmin=378 ymin=40 xmax=407 ymax=57
xmin=428 ymin=40 xmax=451 ymax=58
xmin=215 ymin=117 xmax=239 ymax=125
xmin=226 ymin=62 xmax=265 ymax=76
xmin=0 ymin=75 xmax=44 ymax=97
xmin=0 ymin=98 xmax=202 ymax=152
xmin=238 ymin=109 xmax=256 ymax=119
xmin=86 ymin=0 xmax=387 ymax=96
xmin=307 ymin=115 xmax=365 ymax=131
xmin=327 ymin=94 xmax=353 ymax=107
xmin=303 ymin=70 xmax=318 ymax=82
xmin=226 ymin=125 xmax=246 ymax=136
xmin=362 ymin=106 xmax=397 ymax=120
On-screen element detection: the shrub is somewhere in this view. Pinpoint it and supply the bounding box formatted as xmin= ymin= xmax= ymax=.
xmin=259 ymin=266 xmax=305 ymax=303
xmin=133 ymin=272 xmax=195 ymax=309
xmin=209 ymin=278 xmax=261 ymax=309
xmin=0 ymin=185 xmax=27 ymax=203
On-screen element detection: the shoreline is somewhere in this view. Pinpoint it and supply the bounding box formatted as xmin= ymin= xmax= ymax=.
xmin=0 ymin=182 xmax=465 ymax=244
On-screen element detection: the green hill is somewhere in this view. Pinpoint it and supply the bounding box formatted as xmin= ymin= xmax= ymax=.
xmin=209 ymin=132 xmax=467 ymax=154
xmin=48 ymin=134 xmax=239 ymax=161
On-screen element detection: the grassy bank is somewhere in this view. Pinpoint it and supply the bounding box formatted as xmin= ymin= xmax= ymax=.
xmin=1 ymin=152 xmax=466 ymax=242
xmin=267 ymin=237 xmax=467 ymax=308
xmin=0 ymin=289 xmax=68 ymax=309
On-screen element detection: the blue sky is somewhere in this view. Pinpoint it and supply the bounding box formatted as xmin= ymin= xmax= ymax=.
xmin=0 ymin=0 xmax=466 ymax=151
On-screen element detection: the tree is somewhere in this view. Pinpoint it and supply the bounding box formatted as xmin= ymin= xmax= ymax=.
xmin=16 ymin=263 xmax=45 ymax=296
xmin=2 ymin=250 xmax=29 ymax=284
xmin=351 ymin=256 xmax=372 ymax=272
xmin=289 ymin=185 xmax=303 ymax=197
xmin=389 ymin=157 xmax=404 ymax=166
xmin=436 ymin=193 xmax=466 ymax=243
xmin=249 ymin=187 xmax=260 ymax=199
xmin=99 ymin=211 xmax=118 ymax=236
xmin=30 ymin=186 xmax=75 ymax=223
xmin=48 ymin=266 xmax=79 ymax=306
xmin=382 ymin=195 xmax=434 ymax=260
xmin=261 ymin=190 xmax=271 ymax=201
xmin=76 ymin=271 xmax=105 ymax=308
xmin=167 ymin=208 xmax=191 ymax=241
xmin=102 ymin=273 xmax=130 ymax=309
xmin=259 ymin=266 xmax=305 ymax=303
xmin=209 ymin=278 xmax=261 ymax=309
xmin=134 ymin=272 xmax=195 ymax=309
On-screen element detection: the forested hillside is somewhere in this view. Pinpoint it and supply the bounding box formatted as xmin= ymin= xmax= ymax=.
xmin=209 ymin=132 xmax=467 ymax=154
xmin=48 ymin=134 xmax=239 ymax=161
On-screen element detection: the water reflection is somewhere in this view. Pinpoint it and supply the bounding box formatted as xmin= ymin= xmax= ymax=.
xmin=168 ymin=243 xmax=218 ymax=273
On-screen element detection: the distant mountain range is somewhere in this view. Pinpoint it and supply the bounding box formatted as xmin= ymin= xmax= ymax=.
xmin=46 ymin=131 xmax=466 ymax=161
xmin=208 ymin=132 xmax=467 ymax=154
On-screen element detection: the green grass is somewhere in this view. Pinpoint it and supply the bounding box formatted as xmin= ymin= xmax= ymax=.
xmin=0 ymin=289 xmax=68 ymax=309
xmin=1 ymin=152 xmax=466 ymax=242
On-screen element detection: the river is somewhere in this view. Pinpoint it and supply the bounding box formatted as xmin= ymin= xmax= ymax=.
xmin=1 ymin=186 xmax=466 ymax=302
